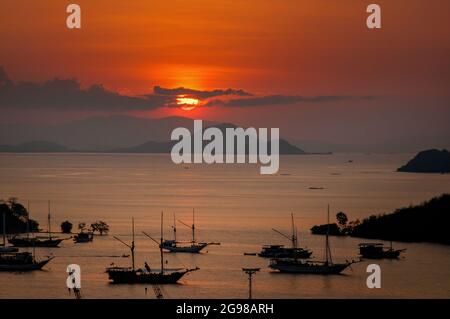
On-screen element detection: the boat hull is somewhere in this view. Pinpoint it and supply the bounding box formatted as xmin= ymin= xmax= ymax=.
xmin=161 ymin=243 xmax=208 ymax=253
xmin=0 ymin=257 xmax=53 ymax=272
xmin=258 ymin=250 xmax=312 ymax=259
xmin=9 ymin=238 xmax=64 ymax=247
xmin=270 ymin=261 xmax=351 ymax=274
xmin=106 ymin=268 xmax=194 ymax=284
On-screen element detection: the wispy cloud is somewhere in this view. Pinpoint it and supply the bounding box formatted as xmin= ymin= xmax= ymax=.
xmin=204 ymin=95 xmax=376 ymax=108
xmin=152 ymin=86 xmax=252 ymax=98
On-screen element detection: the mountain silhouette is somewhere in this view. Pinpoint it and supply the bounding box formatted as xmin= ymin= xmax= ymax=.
xmin=397 ymin=149 xmax=450 ymax=173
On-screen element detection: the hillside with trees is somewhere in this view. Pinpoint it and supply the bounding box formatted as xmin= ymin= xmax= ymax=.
xmin=311 ymin=194 xmax=450 ymax=245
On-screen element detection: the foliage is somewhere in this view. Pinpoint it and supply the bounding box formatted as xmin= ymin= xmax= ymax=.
xmin=60 ymin=220 xmax=73 ymax=233
xmin=350 ymin=194 xmax=450 ymax=244
xmin=90 ymin=220 xmax=109 ymax=235
xmin=310 ymin=223 xmax=342 ymax=236
xmin=0 ymin=197 xmax=39 ymax=233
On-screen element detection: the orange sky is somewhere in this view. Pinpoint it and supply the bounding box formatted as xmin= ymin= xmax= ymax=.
xmin=1 ymin=0 xmax=449 ymax=98
xmin=0 ymin=1 xmax=449 ymax=151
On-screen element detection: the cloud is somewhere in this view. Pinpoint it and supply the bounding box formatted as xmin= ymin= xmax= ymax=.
xmin=152 ymin=86 xmax=252 ymax=98
xmin=0 ymin=67 xmax=375 ymax=112
xmin=0 ymin=67 xmax=252 ymax=111
xmin=204 ymin=95 xmax=376 ymax=108
xmin=0 ymin=69 xmax=167 ymax=111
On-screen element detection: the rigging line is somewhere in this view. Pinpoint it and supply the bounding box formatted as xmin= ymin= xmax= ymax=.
xmin=170 ymin=252 xmax=189 ymax=269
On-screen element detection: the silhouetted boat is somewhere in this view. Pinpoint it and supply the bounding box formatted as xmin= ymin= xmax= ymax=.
xmin=74 ymin=231 xmax=94 ymax=243
xmin=359 ymin=242 xmax=405 ymax=259
xmin=8 ymin=201 xmax=68 ymax=247
xmin=0 ymin=246 xmax=18 ymax=253
xmin=0 ymin=212 xmax=54 ymax=271
xmin=160 ymin=210 xmax=219 ymax=253
xmin=270 ymin=206 xmax=354 ymax=275
xmin=258 ymin=213 xmax=312 ymax=259
xmin=106 ymin=214 xmax=198 ymax=284
xmin=0 ymin=251 xmax=54 ymax=271
xmin=9 ymin=236 xmax=65 ymax=247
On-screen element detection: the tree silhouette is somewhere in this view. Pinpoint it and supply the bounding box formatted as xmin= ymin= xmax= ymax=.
xmin=90 ymin=221 xmax=109 ymax=235
xmin=61 ymin=220 xmax=73 ymax=233
xmin=336 ymin=212 xmax=348 ymax=228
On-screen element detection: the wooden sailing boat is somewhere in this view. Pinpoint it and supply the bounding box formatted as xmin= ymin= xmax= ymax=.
xmin=359 ymin=241 xmax=406 ymax=259
xmin=160 ymin=209 xmax=219 ymax=253
xmin=9 ymin=201 xmax=67 ymax=247
xmin=0 ymin=211 xmax=54 ymax=271
xmin=106 ymin=214 xmax=198 ymax=284
xmin=258 ymin=213 xmax=312 ymax=259
xmin=269 ymin=206 xmax=354 ymax=274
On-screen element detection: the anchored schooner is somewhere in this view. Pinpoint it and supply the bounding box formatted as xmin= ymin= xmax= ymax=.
xmin=269 ymin=206 xmax=354 ymax=274
xmin=106 ymin=213 xmax=198 ymax=284
xmin=0 ymin=212 xmax=54 ymax=271
xmin=9 ymin=201 xmax=67 ymax=248
xmin=258 ymin=213 xmax=312 ymax=259
xmin=160 ymin=209 xmax=219 ymax=253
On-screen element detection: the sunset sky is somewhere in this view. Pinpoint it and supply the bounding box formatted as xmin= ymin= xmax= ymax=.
xmin=0 ymin=0 xmax=449 ymax=151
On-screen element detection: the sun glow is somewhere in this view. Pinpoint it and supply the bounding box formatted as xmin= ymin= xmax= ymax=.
xmin=177 ymin=95 xmax=200 ymax=111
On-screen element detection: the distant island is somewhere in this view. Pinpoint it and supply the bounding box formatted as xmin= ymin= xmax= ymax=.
xmin=311 ymin=194 xmax=450 ymax=245
xmin=0 ymin=123 xmax=331 ymax=155
xmin=0 ymin=141 xmax=69 ymax=153
xmin=0 ymin=114 xmax=336 ymax=154
xmin=397 ymin=149 xmax=450 ymax=173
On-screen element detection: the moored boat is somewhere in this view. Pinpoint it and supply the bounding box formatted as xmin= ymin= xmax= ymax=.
xmin=269 ymin=259 xmax=351 ymax=274
xmin=74 ymin=231 xmax=94 ymax=243
xmin=106 ymin=214 xmax=198 ymax=284
xmin=0 ymin=212 xmax=54 ymax=271
xmin=159 ymin=210 xmax=219 ymax=253
xmin=258 ymin=213 xmax=312 ymax=259
xmin=0 ymin=251 xmax=54 ymax=271
xmin=8 ymin=201 xmax=68 ymax=248
xmin=258 ymin=245 xmax=312 ymax=259
xmin=359 ymin=242 xmax=405 ymax=259
xmin=270 ymin=206 xmax=354 ymax=275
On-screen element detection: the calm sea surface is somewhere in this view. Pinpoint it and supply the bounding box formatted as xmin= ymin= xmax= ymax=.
xmin=0 ymin=153 xmax=449 ymax=298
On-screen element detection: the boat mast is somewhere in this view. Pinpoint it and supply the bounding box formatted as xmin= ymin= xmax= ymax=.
xmin=26 ymin=201 xmax=30 ymax=239
xmin=113 ymin=219 xmax=135 ymax=270
xmin=192 ymin=208 xmax=195 ymax=243
xmin=2 ymin=212 xmax=5 ymax=247
xmin=325 ymin=205 xmax=333 ymax=265
xmin=291 ymin=212 xmax=297 ymax=249
xmin=48 ymin=200 xmax=52 ymax=240
xmin=131 ymin=218 xmax=135 ymax=271
xmin=160 ymin=211 xmax=164 ymax=274
xmin=173 ymin=213 xmax=177 ymax=242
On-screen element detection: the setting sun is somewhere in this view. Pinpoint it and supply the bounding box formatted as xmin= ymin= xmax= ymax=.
xmin=176 ymin=95 xmax=200 ymax=111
